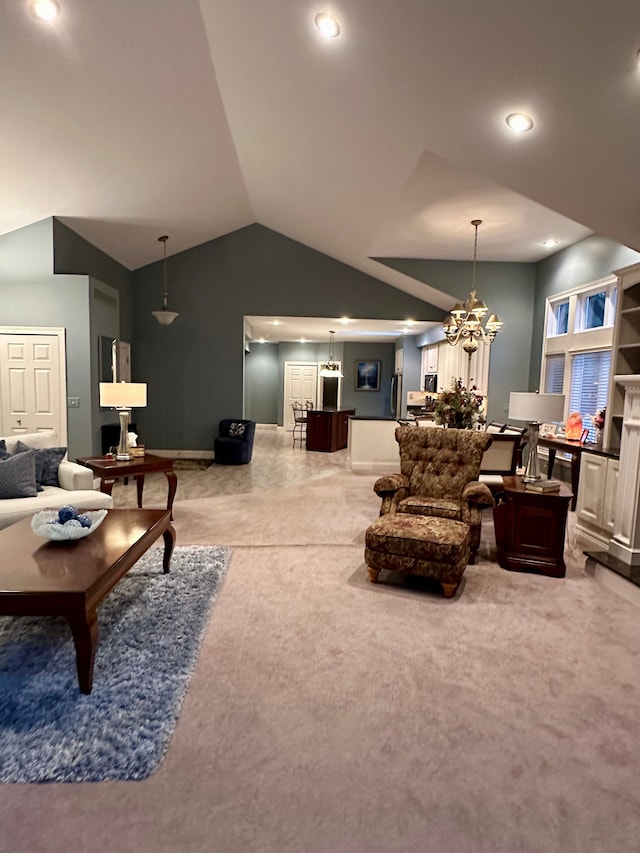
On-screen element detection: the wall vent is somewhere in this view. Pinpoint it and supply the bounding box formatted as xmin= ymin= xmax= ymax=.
xmin=93 ymin=286 xmax=117 ymax=308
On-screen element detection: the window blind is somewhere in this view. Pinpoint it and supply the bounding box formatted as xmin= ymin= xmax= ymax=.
xmin=544 ymin=354 xmax=565 ymax=395
xmin=569 ymin=351 xmax=611 ymax=441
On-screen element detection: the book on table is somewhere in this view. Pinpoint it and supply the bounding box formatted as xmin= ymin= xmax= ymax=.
xmin=525 ymin=478 xmax=562 ymax=492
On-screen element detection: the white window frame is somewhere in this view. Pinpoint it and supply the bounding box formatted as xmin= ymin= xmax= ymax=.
xmin=574 ymin=280 xmax=617 ymax=333
xmin=541 ymin=275 xmax=618 ymax=426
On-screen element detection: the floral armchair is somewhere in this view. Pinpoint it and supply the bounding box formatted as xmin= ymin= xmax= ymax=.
xmin=373 ymin=425 xmax=494 ymax=562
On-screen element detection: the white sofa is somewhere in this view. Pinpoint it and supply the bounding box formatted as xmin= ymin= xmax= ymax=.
xmin=0 ymin=430 xmax=112 ymax=530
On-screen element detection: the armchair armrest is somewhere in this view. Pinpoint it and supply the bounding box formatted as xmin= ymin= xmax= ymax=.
xmin=373 ymin=473 xmax=410 ymax=496
xmin=58 ymin=460 xmax=95 ymax=491
xmin=462 ymin=480 xmax=495 ymax=509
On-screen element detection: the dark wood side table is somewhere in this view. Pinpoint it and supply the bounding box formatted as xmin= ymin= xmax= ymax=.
xmin=493 ymin=476 xmax=573 ymax=578
xmin=77 ymin=454 xmax=177 ymax=520
xmin=537 ymin=436 xmax=584 ymax=511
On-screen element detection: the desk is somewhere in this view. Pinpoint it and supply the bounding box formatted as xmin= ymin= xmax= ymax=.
xmin=77 ymin=454 xmax=177 ymax=519
xmin=537 ymin=436 xmax=585 ymax=511
xmin=493 ymin=477 xmax=573 ymax=577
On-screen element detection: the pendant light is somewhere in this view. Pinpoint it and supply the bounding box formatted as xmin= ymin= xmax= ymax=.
xmin=442 ymin=219 xmax=503 ymax=360
xmin=319 ymin=330 xmax=343 ymax=378
xmin=152 ymin=235 xmax=179 ymax=326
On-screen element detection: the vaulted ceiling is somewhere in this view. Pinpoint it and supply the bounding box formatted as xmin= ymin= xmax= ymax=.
xmin=3 ymin=0 xmax=639 ymax=310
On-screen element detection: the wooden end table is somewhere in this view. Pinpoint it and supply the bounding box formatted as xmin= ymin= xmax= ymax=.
xmin=493 ymin=476 xmax=573 ymax=578
xmin=0 ymin=509 xmax=175 ymax=693
xmin=77 ymin=454 xmax=178 ymax=519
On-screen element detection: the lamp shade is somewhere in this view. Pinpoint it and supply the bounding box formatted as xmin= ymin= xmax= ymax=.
xmin=99 ymin=382 xmax=147 ymax=408
xmin=508 ymin=392 xmax=564 ymax=423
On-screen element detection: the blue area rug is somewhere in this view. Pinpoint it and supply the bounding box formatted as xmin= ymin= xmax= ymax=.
xmin=0 ymin=544 xmax=231 ymax=783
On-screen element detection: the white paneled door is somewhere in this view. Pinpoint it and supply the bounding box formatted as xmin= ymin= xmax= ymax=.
xmin=284 ymin=362 xmax=317 ymax=430
xmin=0 ymin=333 xmax=63 ymax=437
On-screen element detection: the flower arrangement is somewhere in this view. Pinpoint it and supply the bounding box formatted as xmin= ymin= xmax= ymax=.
xmin=592 ymin=407 xmax=606 ymax=430
xmin=434 ymin=377 xmax=485 ymax=430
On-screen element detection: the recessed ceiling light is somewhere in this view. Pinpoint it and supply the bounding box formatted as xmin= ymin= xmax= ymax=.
xmin=270 ymin=320 xmax=281 ymax=326
xmin=315 ymin=12 xmax=341 ymax=38
xmin=404 ymin=319 xmax=415 ymax=326
xmin=506 ymin=112 xmax=534 ymax=133
xmin=542 ymin=239 xmax=559 ymax=249
xmin=338 ymin=316 xmax=351 ymax=324
xmin=258 ymin=337 xmax=266 ymax=344
xmin=299 ymin=338 xmax=307 ymax=343
xmin=30 ymin=0 xmax=60 ymax=21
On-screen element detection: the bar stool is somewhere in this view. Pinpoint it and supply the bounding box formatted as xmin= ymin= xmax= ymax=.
xmin=292 ymin=401 xmax=312 ymax=448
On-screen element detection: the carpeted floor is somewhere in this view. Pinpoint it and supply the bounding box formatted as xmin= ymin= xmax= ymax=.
xmin=0 ymin=545 xmax=231 ymax=783
xmin=0 ymin=441 xmax=639 ymax=852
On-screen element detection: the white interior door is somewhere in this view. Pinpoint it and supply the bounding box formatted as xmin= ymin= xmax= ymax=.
xmin=0 ymin=332 xmax=64 ymax=437
xmin=284 ymin=362 xmax=317 ymax=429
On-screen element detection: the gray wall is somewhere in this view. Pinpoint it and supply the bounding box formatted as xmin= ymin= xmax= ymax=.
xmin=0 ymin=219 xmax=54 ymax=282
xmin=131 ymin=225 xmax=442 ymax=450
xmin=244 ymin=343 xmax=279 ymax=424
xmin=53 ymin=218 xmax=134 ymax=343
xmin=0 ymin=276 xmax=93 ymax=456
xmin=377 ymin=258 xmax=536 ymax=421
xmin=529 ymin=235 xmax=640 ymax=388
xmin=341 ymin=342 xmax=395 ymax=417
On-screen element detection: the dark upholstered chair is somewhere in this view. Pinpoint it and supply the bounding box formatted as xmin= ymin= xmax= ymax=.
xmin=373 ymin=425 xmax=494 ymax=563
xmin=214 ymin=419 xmax=256 ymax=465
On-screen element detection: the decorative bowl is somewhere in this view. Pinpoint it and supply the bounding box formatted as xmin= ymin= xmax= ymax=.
xmin=31 ymin=509 xmax=108 ymax=541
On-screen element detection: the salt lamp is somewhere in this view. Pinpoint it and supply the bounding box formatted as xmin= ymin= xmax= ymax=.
xmin=565 ymin=411 xmax=583 ymax=440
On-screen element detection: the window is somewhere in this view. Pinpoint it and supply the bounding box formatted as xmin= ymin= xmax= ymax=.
xmin=541 ymin=275 xmax=618 ymax=440
xmin=544 ymin=354 xmax=565 ymax=395
xmin=584 ymin=292 xmax=606 ymax=329
xmin=569 ymin=351 xmax=611 ymax=442
xmin=575 ymin=282 xmax=617 ymax=332
xmin=548 ymin=300 xmax=569 ymax=337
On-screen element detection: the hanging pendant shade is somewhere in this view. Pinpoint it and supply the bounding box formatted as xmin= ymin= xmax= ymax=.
xmin=319 ymin=330 xmax=343 ymax=378
xmin=152 ymin=235 xmax=179 ymax=326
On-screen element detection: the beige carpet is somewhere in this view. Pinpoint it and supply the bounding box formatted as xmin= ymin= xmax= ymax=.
xmin=1 ymin=468 xmax=640 ymax=853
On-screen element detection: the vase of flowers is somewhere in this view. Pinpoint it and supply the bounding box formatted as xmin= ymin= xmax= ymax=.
xmin=434 ymin=377 xmax=485 ymax=430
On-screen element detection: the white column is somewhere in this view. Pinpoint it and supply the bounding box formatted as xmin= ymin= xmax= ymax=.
xmin=609 ymin=375 xmax=640 ymax=564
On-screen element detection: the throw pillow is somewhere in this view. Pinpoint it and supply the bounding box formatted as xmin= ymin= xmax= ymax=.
xmin=229 ymin=422 xmax=246 ymax=437
xmin=0 ymin=451 xmax=37 ymax=499
xmin=14 ymin=441 xmax=67 ymax=489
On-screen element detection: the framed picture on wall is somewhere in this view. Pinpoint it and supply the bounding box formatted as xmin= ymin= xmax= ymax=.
xmin=355 ymin=360 xmax=381 ymax=391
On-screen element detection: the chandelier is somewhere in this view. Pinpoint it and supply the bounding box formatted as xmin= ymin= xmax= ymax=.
xmin=442 ymin=219 xmax=502 ymax=359
xmin=319 ymin=330 xmax=343 ymax=378
xmin=151 ymin=235 xmax=180 ymax=326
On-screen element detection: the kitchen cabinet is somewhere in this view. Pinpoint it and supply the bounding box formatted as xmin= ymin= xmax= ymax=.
xmin=306 ymin=409 xmax=355 ymax=452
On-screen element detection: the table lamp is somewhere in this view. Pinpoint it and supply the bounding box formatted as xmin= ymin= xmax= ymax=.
xmin=99 ymin=382 xmax=147 ymax=461
xmin=508 ymin=392 xmax=565 ymax=482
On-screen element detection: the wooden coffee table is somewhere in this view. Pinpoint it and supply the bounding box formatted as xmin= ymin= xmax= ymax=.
xmin=77 ymin=454 xmax=178 ymax=519
xmin=0 ymin=509 xmax=175 ymax=693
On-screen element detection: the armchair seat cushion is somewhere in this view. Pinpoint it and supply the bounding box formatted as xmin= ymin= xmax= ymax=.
xmin=398 ymin=495 xmax=461 ymax=520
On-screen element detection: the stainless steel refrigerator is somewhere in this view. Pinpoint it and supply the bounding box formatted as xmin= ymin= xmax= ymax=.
xmin=390 ymin=371 xmax=403 ymax=419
